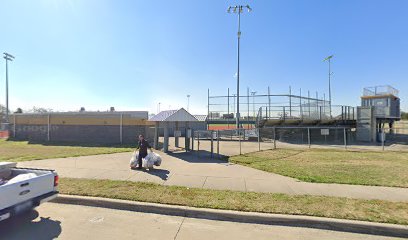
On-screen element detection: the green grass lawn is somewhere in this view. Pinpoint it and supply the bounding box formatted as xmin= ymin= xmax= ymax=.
xmin=0 ymin=139 xmax=133 ymax=162
xmin=230 ymin=148 xmax=408 ymax=188
xmin=60 ymin=178 xmax=408 ymax=225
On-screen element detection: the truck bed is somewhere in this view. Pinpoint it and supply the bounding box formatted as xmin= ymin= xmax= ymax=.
xmin=0 ymin=167 xmax=58 ymax=212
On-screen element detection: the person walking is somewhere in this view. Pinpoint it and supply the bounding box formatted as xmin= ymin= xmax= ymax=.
xmin=136 ymin=134 xmax=152 ymax=170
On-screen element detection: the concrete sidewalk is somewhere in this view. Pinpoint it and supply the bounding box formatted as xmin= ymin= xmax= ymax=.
xmin=3 ymin=202 xmax=403 ymax=240
xmin=18 ymin=151 xmax=408 ymax=202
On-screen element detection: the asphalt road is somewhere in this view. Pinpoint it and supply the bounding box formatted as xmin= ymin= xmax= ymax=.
xmin=0 ymin=203 xmax=402 ymax=240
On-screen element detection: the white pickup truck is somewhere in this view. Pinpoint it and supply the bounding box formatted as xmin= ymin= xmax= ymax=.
xmin=0 ymin=162 xmax=59 ymax=222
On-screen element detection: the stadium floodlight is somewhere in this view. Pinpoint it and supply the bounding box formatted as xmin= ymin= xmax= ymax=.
xmin=3 ymin=52 xmax=15 ymax=122
xmin=323 ymin=55 xmax=334 ymax=117
xmin=323 ymin=55 xmax=333 ymax=61
xmin=227 ymin=5 xmax=252 ymax=129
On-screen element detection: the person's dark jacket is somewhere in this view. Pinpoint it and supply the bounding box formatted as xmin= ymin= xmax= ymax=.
xmin=137 ymin=139 xmax=151 ymax=155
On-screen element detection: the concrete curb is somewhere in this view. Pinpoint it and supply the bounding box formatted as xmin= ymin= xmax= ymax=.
xmin=52 ymin=194 xmax=408 ymax=238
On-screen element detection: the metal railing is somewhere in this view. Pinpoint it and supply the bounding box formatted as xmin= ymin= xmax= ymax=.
xmin=191 ymin=126 xmax=408 ymax=158
xmin=256 ymin=105 xmax=355 ymax=126
xmin=363 ymin=85 xmax=399 ymax=97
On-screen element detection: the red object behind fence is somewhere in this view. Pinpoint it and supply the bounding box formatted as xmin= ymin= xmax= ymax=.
xmin=0 ymin=131 xmax=9 ymax=139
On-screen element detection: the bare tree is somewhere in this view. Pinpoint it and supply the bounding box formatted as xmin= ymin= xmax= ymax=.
xmin=29 ymin=107 xmax=53 ymax=113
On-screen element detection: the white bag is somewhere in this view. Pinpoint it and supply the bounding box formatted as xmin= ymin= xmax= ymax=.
xmin=152 ymin=152 xmax=162 ymax=166
xmin=130 ymin=151 xmax=139 ymax=168
xmin=145 ymin=152 xmax=162 ymax=167
xmin=6 ymin=173 xmax=37 ymax=185
xmin=142 ymin=157 xmax=154 ymax=169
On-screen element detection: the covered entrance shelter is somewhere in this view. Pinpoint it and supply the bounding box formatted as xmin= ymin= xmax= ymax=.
xmin=149 ymin=108 xmax=198 ymax=152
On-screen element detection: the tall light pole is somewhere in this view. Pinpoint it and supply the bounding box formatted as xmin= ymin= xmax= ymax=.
xmin=251 ymin=91 xmax=256 ymax=119
xmin=187 ymin=94 xmax=190 ymax=112
xmin=232 ymin=94 xmax=236 ymax=116
xmin=3 ymin=52 xmax=15 ymax=122
xmin=157 ymin=102 xmax=161 ymax=113
xmin=228 ymin=5 xmax=252 ymax=129
xmin=323 ymin=55 xmax=333 ymax=118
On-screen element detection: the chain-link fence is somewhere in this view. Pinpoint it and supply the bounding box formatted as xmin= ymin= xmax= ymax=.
xmin=192 ymin=126 xmax=408 ymax=158
xmin=0 ymin=123 xmax=10 ymax=139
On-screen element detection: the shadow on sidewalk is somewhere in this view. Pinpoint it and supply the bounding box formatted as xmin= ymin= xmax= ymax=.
xmin=0 ymin=210 xmax=62 ymax=240
xmin=167 ymin=151 xmax=229 ymax=164
xmin=145 ymin=168 xmax=170 ymax=180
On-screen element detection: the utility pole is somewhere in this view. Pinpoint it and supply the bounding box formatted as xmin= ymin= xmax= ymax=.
xmin=324 ymin=55 xmax=334 ymax=118
xmin=251 ymin=91 xmax=256 ymax=119
xmin=228 ymin=5 xmax=252 ymax=129
xmin=232 ymin=94 xmax=237 ymax=116
xmin=3 ymin=52 xmax=15 ymax=122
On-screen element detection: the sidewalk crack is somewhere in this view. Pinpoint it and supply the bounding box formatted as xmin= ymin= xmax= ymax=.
xmin=202 ymin=176 xmax=208 ymax=188
xmin=174 ymin=217 xmax=186 ymax=240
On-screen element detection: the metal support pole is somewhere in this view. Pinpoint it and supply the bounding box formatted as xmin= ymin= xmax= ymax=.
xmin=227 ymin=88 xmax=230 ymax=129
xmin=308 ymin=91 xmax=311 ymax=118
xmin=184 ymin=122 xmax=191 ymax=152
xmin=299 ymin=88 xmax=303 ymax=120
xmin=217 ymin=130 xmax=220 ymax=158
xmin=197 ymin=132 xmax=200 ymax=156
xmin=191 ymin=129 xmax=194 ymax=151
xmin=266 ymin=107 xmax=268 ymax=120
xmin=47 ymin=114 xmax=51 ymax=141
xmin=247 ymin=87 xmax=250 ymax=129
xmin=273 ymin=127 xmax=276 ymax=149
xmin=3 ymin=53 xmax=15 ymax=122
xmin=175 ymin=122 xmax=179 ymax=148
xmin=283 ymin=107 xmax=286 ymax=121
xmin=382 ymin=130 xmax=385 ymax=151
xmin=163 ymin=123 xmax=169 ymax=153
xmin=319 ymin=106 xmax=322 ymax=121
xmin=5 ymin=60 xmax=9 ymax=121
xmin=344 ymin=128 xmax=347 ymax=149
xmin=258 ymin=128 xmax=260 ymax=151
xmin=120 ymin=113 xmax=123 ymax=144
xmin=207 ymin=89 xmax=210 ymax=122
xmin=329 ymin=58 xmax=332 ymax=118
xmin=154 ymin=122 xmax=159 ymax=149
xmin=13 ymin=114 xmax=16 ymax=138
xmin=239 ymin=129 xmax=242 ymax=155
xmin=232 ymin=7 xmax=247 ymax=130
xmin=307 ymin=127 xmax=311 ymax=148
xmin=289 ymin=86 xmax=292 ymax=117
xmin=211 ymin=131 xmax=214 ymax=158
xmin=268 ymin=86 xmax=271 ymax=119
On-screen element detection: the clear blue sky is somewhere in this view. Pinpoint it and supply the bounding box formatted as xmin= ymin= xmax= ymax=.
xmin=0 ymin=0 xmax=407 ymax=114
